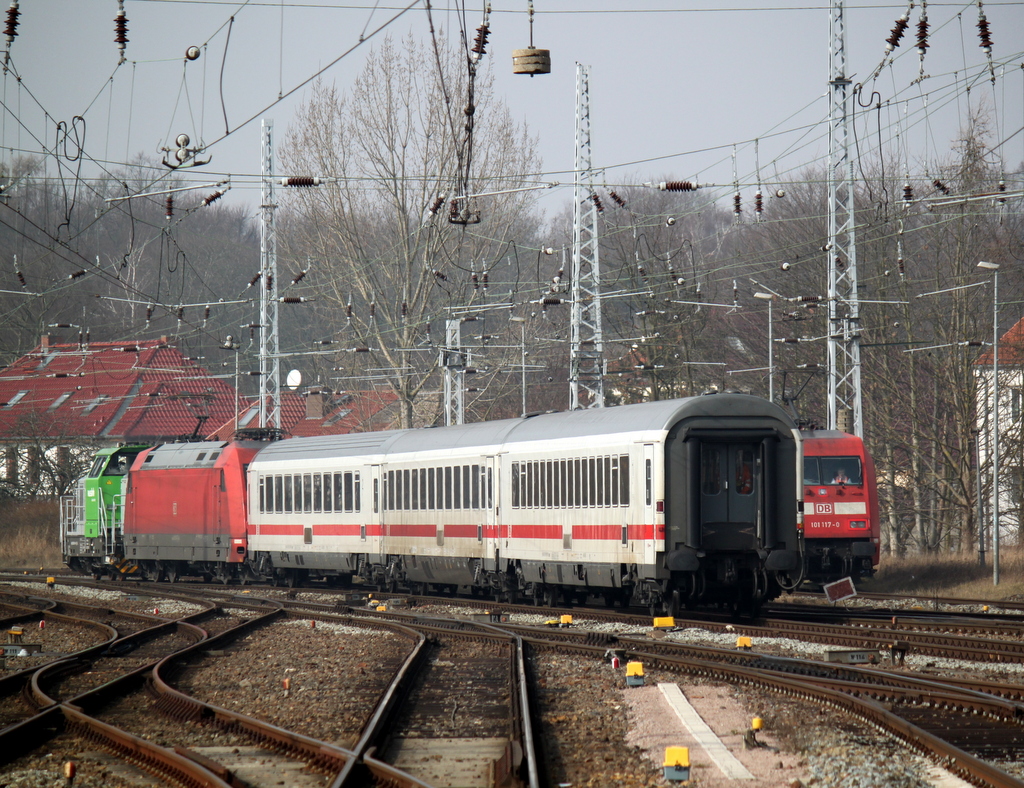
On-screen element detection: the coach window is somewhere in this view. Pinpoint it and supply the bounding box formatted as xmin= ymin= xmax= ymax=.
xmin=525 ymin=461 xmax=534 ymax=508
xmin=573 ymin=459 xmax=582 ymax=507
xmin=343 ymin=472 xmax=356 ymax=512
xmin=373 ymin=477 xmax=379 ymax=513
xmin=417 ymin=468 xmax=425 ymax=510
xmin=471 ymin=465 xmax=481 ymax=509
xmin=461 ymin=465 xmax=470 ymax=509
xmin=312 ymin=474 xmax=322 ymax=512
xmin=735 ymin=448 xmax=754 ymax=495
xmin=452 ymin=465 xmax=462 ymax=510
xmin=259 ymin=476 xmax=266 ymax=512
xmin=443 ymin=466 xmax=452 ymax=509
xmin=610 ymin=457 xmax=619 ymax=506
xmin=511 ymin=463 xmax=520 ymax=508
xmin=303 ymin=473 xmax=313 ymax=512
xmin=332 ymin=473 xmax=343 ymax=512
xmin=702 ymin=447 xmax=722 ymax=495
xmin=402 ymin=468 xmax=410 ymax=510
xmin=620 ymin=456 xmax=630 ymax=505
xmin=284 ymin=475 xmax=294 ymax=513
xmin=487 ymin=467 xmax=493 ymax=508
xmin=387 ymin=470 xmax=395 ymax=511
xmin=427 ymin=467 xmax=436 ymax=509
xmin=354 ymin=472 xmax=362 ymax=511
xmin=541 ymin=461 xmax=550 ymax=508
xmin=645 ymin=459 xmax=652 ymax=506
xmin=274 ymin=475 xmax=284 ymax=513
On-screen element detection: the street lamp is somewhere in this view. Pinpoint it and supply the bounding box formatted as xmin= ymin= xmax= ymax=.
xmin=752 ymin=292 xmax=775 ymax=401
xmin=977 ymin=260 xmax=1000 ymax=585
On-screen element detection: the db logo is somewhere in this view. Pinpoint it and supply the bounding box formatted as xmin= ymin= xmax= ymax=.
xmin=815 ymin=503 xmax=834 ymax=514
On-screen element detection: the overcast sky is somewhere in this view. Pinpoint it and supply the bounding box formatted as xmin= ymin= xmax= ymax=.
xmin=5 ymin=1 xmax=1024 ymax=221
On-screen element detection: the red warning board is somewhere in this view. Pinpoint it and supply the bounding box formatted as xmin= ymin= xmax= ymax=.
xmin=823 ymin=576 xmax=857 ymax=603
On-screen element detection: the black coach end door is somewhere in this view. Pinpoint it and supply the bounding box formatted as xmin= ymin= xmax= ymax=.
xmin=699 ymin=442 xmax=759 ymax=551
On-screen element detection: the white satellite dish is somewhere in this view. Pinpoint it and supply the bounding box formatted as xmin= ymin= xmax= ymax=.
xmin=286 ymin=369 xmax=302 ymax=390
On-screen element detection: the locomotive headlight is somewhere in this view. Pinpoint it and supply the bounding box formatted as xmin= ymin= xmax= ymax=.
xmin=850 ymin=520 xmax=867 ymax=530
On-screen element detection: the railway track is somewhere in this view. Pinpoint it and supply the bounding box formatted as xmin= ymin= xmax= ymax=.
xmin=11 ymin=575 xmax=1024 ymax=787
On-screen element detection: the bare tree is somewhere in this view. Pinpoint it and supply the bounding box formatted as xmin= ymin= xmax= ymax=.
xmin=279 ymin=34 xmax=541 ymax=428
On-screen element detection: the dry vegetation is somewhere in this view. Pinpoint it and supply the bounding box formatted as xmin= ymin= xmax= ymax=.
xmin=0 ymin=500 xmax=61 ymax=569
xmin=862 ymin=547 xmax=1024 ymax=602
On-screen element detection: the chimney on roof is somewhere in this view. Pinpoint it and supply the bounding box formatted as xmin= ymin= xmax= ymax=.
xmin=306 ymin=389 xmax=328 ymax=420
xmin=40 ymin=334 xmax=51 ymax=349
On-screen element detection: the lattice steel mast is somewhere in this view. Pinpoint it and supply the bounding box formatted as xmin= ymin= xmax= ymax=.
xmin=569 ymin=63 xmax=604 ymax=410
xmin=827 ymin=1 xmax=862 ymax=436
xmin=259 ymin=119 xmax=282 ymax=429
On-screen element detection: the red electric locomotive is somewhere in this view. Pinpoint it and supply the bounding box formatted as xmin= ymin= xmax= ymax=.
xmin=122 ymin=438 xmax=265 ymax=583
xmin=800 ymin=429 xmax=879 ymax=583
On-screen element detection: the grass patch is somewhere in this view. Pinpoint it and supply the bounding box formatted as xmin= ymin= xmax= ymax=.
xmin=862 ymin=548 xmax=1024 ymax=602
xmin=0 ymin=500 xmax=62 ymax=570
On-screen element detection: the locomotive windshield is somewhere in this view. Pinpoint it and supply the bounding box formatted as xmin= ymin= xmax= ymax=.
xmin=804 ymin=456 xmax=862 ymax=486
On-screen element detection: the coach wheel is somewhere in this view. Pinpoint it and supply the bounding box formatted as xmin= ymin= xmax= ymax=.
xmin=215 ymin=566 xmax=231 ymax=585
xmin=664 ymin=589 xmax=681 ymax=618
xmin=285 ymin=571 xmax=299 ymax=588
xmin=544 ymin=586 xmax=559 ymax=607
xmin=165 ymin=564 xmax=179 ymax=584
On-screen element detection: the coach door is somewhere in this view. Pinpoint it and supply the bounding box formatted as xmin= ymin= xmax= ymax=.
xmin=699 ymin=441 xmax=760 ymax=551
xmin=482 ymin=457 xmax=498 ymax=571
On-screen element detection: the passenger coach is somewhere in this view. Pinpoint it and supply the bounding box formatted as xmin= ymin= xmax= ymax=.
xmin=247 ymin=393 xmax=803 ymax=613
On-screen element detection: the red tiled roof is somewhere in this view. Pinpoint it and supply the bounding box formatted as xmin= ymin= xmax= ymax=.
xmin=0 ymin=338 xmax=242 ymax=442
xmin=207 ymin=389 xmax=399 ymax=440
xmin=976 ymin=315 xmax=1024 ymax=366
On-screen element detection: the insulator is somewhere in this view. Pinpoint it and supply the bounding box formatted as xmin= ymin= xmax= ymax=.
xmin=754 ymin=190 xmax=763 ymax=217
xmin=51 ymin=323 xmax=75 ymax=328
xmin=280 ymin=296 xmax=308 ymax=303
xmin=16 ymin=269 xmax=26 ymax=288
xmin=676 ymin=277 xmax=685 ymax=286
xmin=114 ymin=3 xmax=128 ymax=62
xmin=902 ymin=183 xmax=913 ymax=203
xmin=695 ymin=284 xmax=703 ymax=300
xmin=897 ymin=257 xmax=906 ymax=275
xmin=354 ymin=347 xmax=370 ymax=353
xmin=471 ymin=24 xmax=490 ymax=55
xmin=176 ymin=307 xmax=184 ymax=323
xmin=471 ymin=272 xmax=479 ymax=289
xmin=609 ymin=190 xmax=626 ymax=208
xmin=291 ymin=269 xmax=307 ymax=285
xmin=244 ymin=322 xmax=262 ymax=329
xmin=658 ymin=181 xmax=697 ymax=192
xmin=346 ymin=303 xmax=353 ymax=319
xmin=482 ymin=273 xmax=488 ymax=290
xmin=977 ymin=11 xmax=993 ymax=53
xmin=203 ymin=304 xmax=210 ymax=322
xmin=429 ymin=195 xmax=445 ymax=215
xmin=68 ymin=270 xmax=86 ymax=280
xmin=932 ymin=178 xmax=950 ymax=195
xmin=266 ymin=273 xmax=273 ymax=291
xmin=165 ymin=196 xmax=173 ymax=219
xmin=401 ymin=302 xmax=407 ymax=318
xmin=541 ymin=297 xmax=563 ymax=305
xmin=281 ymin=176 xmax=321 ymax=187
xmin=798 ymin=295 xmax=822 ymax=303
xmin=591 ymin=193 xmax=604 ymax=213
xmin=998 ymin=179 xmax=1007 ymax=202
xmin=733 ymin=193 xmax=741 ymax=215
xmin=433 ymin=270 xmax=448 ymax=281
xmin=885 ymin=13 xmax=909 ymax=52
xmin=203 ymin=190 xmax=224 ymax=206
xmin=449 ymin=199 xmax=460 ymax=221
xmin=247 ymin=272 xmax=261 ymax=288
xmin=916 ymin=11 xmax=929 ymax=53
xmin=637 ymin=265 xmax=646 ymax=277
xmin=4 ymin=1 xmax=19 ymax=44
xmin=146 ymin=304 xmax=153 ymax=323
xmin=369 ymin=302 xmax=375 ymax=319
